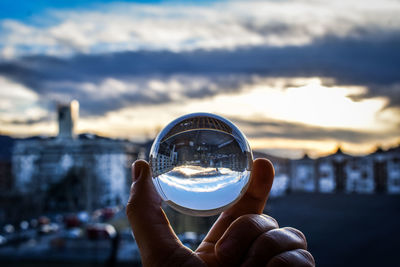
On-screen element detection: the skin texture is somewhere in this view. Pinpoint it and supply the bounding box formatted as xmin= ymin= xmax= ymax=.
xmin=126 ymin=158 xmax=315 ymax=267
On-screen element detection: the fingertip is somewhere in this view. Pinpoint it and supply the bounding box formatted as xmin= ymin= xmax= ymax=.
xmin=250 ymin=158 xmax=274 ymax=194
xmin=132 ymin=159 xmax=150 ymax=182
xmin=127 ymin=159 xmax=161 ymax=221
xmin=253 ymin=158 xmax=275 ymax=178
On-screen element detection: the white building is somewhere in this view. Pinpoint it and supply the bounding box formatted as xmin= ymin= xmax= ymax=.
xmin=291 ymin=154 xmax=316 ymax=192
xmin=387 ymin=146 xmax=400 ymax=194
xmin=315 ymin=147 xmax=351 ymax=193
xmin=254 ymin=145 xmax=400 ymax=195
xmin=317 ymin=159 xmax=335 ymax=193
xmin=12 ymin=102 xmax=140 ymax=212
xmin=345 ymin=157 xmax=374 ymax=194
xmin=270 ymin=173 xmax=290 ymax=197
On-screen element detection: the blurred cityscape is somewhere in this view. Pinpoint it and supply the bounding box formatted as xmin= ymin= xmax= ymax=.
xmin=0 ymin=101 xmax=399 ymax=266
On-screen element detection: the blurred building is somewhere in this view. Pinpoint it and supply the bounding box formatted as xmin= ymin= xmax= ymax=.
xmin=291 ymin=154 xmax=317 ymax=192
xmin=345 ymin=157 xmax=374 ymax=194
xmin=255 ymin=145 xmax=400 ymax=195
xmin=317 ymin=158 xmax=336 ymax=193
xmin=316 ymin=147 xmax=351 ymax=193
xmin=371 ymin=148 xmax=388 ymax=193
xmin=11 ymin=101 xmax=140 ymax=213
xmin=274 ymin=145 xmax=400 ymax=195
xmin=386 ymin=146 xmax=400 ymax=194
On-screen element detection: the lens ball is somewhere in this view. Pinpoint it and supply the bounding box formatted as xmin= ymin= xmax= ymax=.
xmin=149 ymin=113 xmax=253 ymax=216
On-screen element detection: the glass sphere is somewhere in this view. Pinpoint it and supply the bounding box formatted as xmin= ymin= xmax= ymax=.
xmin=149 ymin=113 xmax=253 ymax=216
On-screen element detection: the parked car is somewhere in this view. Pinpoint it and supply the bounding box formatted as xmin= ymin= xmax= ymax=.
xmin=39 ymin=222 xmax=60 ymax=235
xmin=64 ymin=214 xmax=81 ymax=228
xmin=86 ymin=223 xmax=116 ymax=240
xmin=38 ymin=216 xmax=50 ymax=226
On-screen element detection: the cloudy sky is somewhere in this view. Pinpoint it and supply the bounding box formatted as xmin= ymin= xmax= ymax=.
xmin=0 ymin=0 xmax=399 ymax=158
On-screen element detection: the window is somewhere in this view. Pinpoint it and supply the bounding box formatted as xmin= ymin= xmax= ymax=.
xmin=361 ymin=172 xmax=368 ymax=179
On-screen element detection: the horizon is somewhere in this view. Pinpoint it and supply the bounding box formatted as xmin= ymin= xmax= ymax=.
xmin=2 ymin=121 xmax=399 ymax=160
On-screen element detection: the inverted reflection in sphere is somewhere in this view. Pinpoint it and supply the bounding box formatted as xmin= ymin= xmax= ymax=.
xmin=149 ymin=113 xmax=253 ymax=216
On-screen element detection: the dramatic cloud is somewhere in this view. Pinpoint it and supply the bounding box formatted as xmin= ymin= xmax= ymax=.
xmin=1 ymin=116 xmax=52 ymax=125
xmin=1 ymin=0 xmax=400 ymax=57
xmin=0 ymin=34 xmax=399 ymax=116
xmin=0 ymin=76 xmax=50 ymax=123
xmin=0 ymin=0 xmax=398 ymax=117
xmin=233 ymin=117 xmax=397 ymax=145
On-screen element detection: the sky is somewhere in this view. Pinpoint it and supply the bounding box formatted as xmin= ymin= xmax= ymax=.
xmin=0 ymin=0 xmax=399 ymax=158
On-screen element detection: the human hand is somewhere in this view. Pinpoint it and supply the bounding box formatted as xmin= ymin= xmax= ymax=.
xmin=126 ymin=159 xmax=315 ymax=266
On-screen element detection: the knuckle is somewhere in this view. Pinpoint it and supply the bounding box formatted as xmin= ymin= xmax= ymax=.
xmin=283 ymin=227 xmax=308 ymax=246
xmin=261 ymin=214 xmax=279 ymax=227
xmin=253 ymin=227 xmax=307 ymax=255
xmin=235 ymin=214 xmax=278 ymax=233
xmin=269 ymin=250 xmax=315 ymax=267
xmin=259 ymin=230 xmax=281 ymax=247
xmin=269 ymin=253 xmax=291 ymax=266
xmin=253 ymin=231 xmax=282 ymax=256
xmin=296 ymin=249 xmax=315 ymax=266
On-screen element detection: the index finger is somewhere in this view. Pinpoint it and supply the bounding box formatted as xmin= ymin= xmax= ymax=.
xmin=202 ymin=158 xmax=274 ymax=244
xmin=126 ymin=160 xmax=183 ymax=264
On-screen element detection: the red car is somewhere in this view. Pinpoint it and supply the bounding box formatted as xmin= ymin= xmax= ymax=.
xmin=86 ymin=223 xmax=116 ymax=240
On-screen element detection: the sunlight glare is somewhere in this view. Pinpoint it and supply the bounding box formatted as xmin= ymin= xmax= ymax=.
xmin=204 ymin=77 xmax=390 ymax=131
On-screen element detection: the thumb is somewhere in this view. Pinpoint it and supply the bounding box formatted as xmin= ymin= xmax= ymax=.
xmin=127 ymin=160 xmax=162 ymax=213
xmin=126 ymin=160 xmax=182 ymax=264
xmin=199 ymin=158 xmax=274 ymax=246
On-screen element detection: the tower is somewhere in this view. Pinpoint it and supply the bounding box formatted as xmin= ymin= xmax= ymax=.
xmin=57 ymin=100 xmax=79 ymax=139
